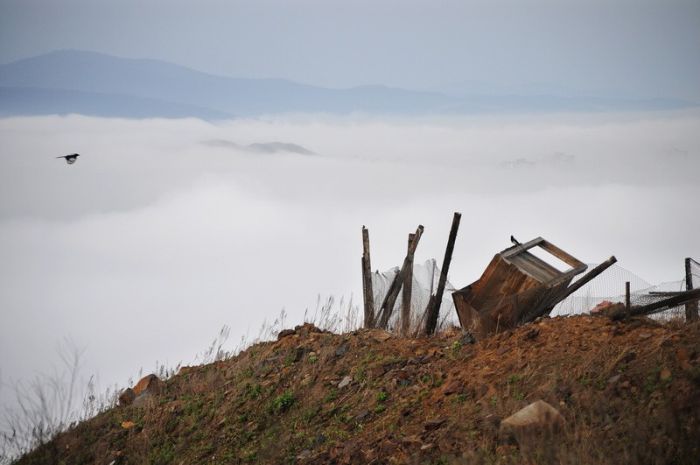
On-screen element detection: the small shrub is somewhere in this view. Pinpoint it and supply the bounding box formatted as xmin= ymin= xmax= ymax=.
xmin=271 ymin=391 xmax=295 ymax=414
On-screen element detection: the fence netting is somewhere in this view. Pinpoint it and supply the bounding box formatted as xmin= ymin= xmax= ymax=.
xmin=371 ymin=259 xmax=459 ymax=333
xmin=554 ymin=259 xmax=699 ymax=320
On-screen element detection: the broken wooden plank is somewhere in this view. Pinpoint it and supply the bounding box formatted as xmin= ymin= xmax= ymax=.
xmin=556 ymin=256 xmax=617 ymax=303
xmin=401 ymin=233 xmax=415 ymax=336
xmin=425 ymin=212 xmax=461 ymax=335
xmin=376 ymin=225 xmax=424 ymax=329
xmin=361 ymin=226 xmax=375 ymax=328
xmin=631 ymin=288 xmax=700 ymax=316
xmin=686 ymin=257 xmax=698 ymax=322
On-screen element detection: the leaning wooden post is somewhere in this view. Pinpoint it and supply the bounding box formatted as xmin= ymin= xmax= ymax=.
xmin=377 ymin=225 xmax=424 ymax=329
xmin=632 ymin=288 xmax=700 ymax=316
xmin=401 ymin=233 xmax=415 ymax=336
xmin=361 ymin=226 xmax=375 ymax=328
xmin=685 ymin=258 xmax=698 ymax=322
xmin=625 ymin=281 xmax=631 ymax=317
xmin=425 ymin=212 xmax=462 ymax=335
xmin=557 ymin=256 xmax=617 ymax=302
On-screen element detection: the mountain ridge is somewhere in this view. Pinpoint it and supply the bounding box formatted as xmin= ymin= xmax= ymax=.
xmin=1 ymin=50 xmax=697 ymax=119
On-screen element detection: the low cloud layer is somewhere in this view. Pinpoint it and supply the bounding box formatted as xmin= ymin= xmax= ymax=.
xmin=1 ymin=112 xmax=698 ymax=410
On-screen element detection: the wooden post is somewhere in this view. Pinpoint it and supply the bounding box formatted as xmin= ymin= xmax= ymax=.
xmin=401 ymin=233 xmax=415 ymax=336
xmin=557 ymin=256 xmax=617 ymax=302
xmin=625 ymin=281 xmax=631 ymax=317
xmin=685 ymin=258 xmax=698 ymax=322
xmin=377 ymin=225 xmax=424 ymax=329
xmin=425 ymin=212 xmax=462 ymax=335
xmin=361 ymin=226 xmax=375 ymax=328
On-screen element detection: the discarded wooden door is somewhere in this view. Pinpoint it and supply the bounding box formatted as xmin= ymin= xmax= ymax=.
xmin=452 ymin=237 xmax=587 ymax=338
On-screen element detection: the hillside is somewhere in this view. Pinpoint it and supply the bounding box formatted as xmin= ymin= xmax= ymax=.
xmin=17 ymin=315 xmax=700 ymax=465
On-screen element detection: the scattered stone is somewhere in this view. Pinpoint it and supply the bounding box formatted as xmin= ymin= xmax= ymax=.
xmin=120 ymin=420 xmax=135 ymax=429
xmin=293 ymin=347 xmax=306 ymax=362
xmin=335 ymin=342 xmax=350 ymax=357
xmin=523 ymin=328 xmax=540 ymax=341
xmin=460 ymin=332 xmax=476 ymax=345
xmin=296 ymin=449 xmax=312 ymax=460
xmin=620 ymin=351 xmax=637 ymax=364
xmin=442 ymin=379 xmax=463 ymax=396
xmin=118 ymin=388 xmax=135 ymax=407
xmin=639 ymin=333 xmax=653 ymax=340
xmin=420 ymin=443 xmax=435 ymax=451
xmin=676 ymin=348 xmax=693 ymax=370
xmin=338 ymin=376 xmax=352 ymax=389
xmin=659 ymin=367 xmax=672 ymax=382
xmin=133 ymin=374 xmax=162 ymax=397
xmin=277 ymin=329 xmax=296 ymax=340
xmin=294 ymin=323 xmax=323 ymax=337
xmin=423 ymin=418 xmax=447 ymax=431
xmin=354 ymin=410 xmax=370 ymax=422
xmin=177 ymin=365 xmax=195 ymax=376
xmin=371 ymin=330 xmax=393 ymax=342
xmin=312 ymin=434 xmax=327 ymax=447
xmin=607 ymin=374 xmax=621 ymax=385
xmin=499 ymin=400 xmax=565 ymax=445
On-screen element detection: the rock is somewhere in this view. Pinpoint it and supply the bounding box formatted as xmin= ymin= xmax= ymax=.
xmin=294 ymin=323 xmax=323 ymax=337
xmin=676 ymin=348 xmax=693 ymax=370
xmin=124 ymin=374 xmax=163 ymax=408
xmin=296 ymin=449 xmax=312 ymax=460
xmin=118 ymin=388 xmax=135 ymax=406
xmin=120 ymin=420 xmax=136 ymax=429
xmin=354 ymin=410 xmax=370 ymax=422
xmin=659 ymin=367 xmax=672 ymax=382
xmin=499 ymin=400 xmax=565 ymax=445
xmin=338 ymin=376 xmax=352 ymax=389
xmin=460 ymin=332 xmax=476 ymax=345
xmin=607 ymin=374 xmax=621 ymax=385
xmin=423 ymin=418 xmax=447 ymax=431
xmin=442 ymin=379 xmax=463 ymax=396
xmin=133 ymin=374 xmax=162 ymax=397
xmin=370 ymin=330 xmax=393 ymax=342
xmin=335 ymin=342 xmax=350 ymax=357
xmin=277 ymin=329 xmax=296 ymax=340
xmin=523 ymin=328 xmax=540 ymax=341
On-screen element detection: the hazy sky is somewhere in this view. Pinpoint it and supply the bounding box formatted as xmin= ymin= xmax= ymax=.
xmin=1 ymin=0 xmax=699 ymax=99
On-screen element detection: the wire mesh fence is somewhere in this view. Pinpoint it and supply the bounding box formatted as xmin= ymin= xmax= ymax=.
xmin=554 ymin=259 xmax=699 ymax=320
xmin=371 ymin=259 xmax=458 ymax=334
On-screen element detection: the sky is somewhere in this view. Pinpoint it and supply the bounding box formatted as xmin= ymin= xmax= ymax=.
xmin=1 ymin=0 xmax=699 ymax=99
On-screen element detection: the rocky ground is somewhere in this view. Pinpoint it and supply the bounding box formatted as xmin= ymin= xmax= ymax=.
xmin=17 ymin=314 xmax=700 ymax=465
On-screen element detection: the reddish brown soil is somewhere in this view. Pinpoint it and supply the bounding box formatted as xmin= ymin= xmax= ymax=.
xmin=18 ymin=315 xmax=700 ymax=465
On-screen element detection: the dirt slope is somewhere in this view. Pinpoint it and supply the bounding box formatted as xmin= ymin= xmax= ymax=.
xmin=18 ymin=315 xmax=700 ymax=465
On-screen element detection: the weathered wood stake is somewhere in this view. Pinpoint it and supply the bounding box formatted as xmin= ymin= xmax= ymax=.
xmin=685 ymin=257 xmax=698 ymax=322
xmin=425 ymin=212 xmax=462 ymax=335
xmin=401 ymin=233 xmax=415 ymax=336
xmin=361 ymin=226 xmax=375 ymax=328
xmin=377 ymin=225 xmax=424 ymax=329
xmin=625 ymin=281 xmax=631 ymax=317
xmin=632 ymin=288 xmax=700 ymax=316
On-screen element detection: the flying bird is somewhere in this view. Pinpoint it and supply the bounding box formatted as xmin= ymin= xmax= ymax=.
xmin=510 ymin=235 xmax=521 ymax=246
xmin=57 ymin=153 xmax=80 ymax=165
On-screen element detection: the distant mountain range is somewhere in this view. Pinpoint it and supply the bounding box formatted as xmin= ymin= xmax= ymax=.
xmin=0 ymin=50 xmax=696 ymax=119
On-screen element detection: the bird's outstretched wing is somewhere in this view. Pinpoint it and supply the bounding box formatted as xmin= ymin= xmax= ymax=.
xmin=56 ymin=154 xmax=80 ymax=164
